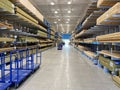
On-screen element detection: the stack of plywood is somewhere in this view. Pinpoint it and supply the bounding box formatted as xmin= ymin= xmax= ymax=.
xmin=78 ymin=45 xmax=90 ymax=52
xmin=0 ymin=0 xmax=14 ymax=13
xmin=10 ymin=0 xmax=44 ymax=22
xmin=97 ymin=2 xmax=120 ymax=25
xmin=96 ymin=32 xmax=120 ymax=42
xmin=97 ymin=0 xmax=120 ymax=8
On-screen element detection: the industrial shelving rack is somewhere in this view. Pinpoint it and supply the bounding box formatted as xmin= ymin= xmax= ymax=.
xmin=71 ymin=0 xmax=120 ymax=87
xmin=0 ymin=0 xmax=56 ymax=89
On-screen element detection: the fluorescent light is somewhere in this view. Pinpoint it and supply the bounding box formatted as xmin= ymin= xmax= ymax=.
xmin=66 ymin=21 xmax=69 ymax=23
xmin=54 ymin=11 xmax=58 ymax=14
xmin=68 ymin=10 xmax=71 ymax=13
xmin=54 ymin=22 xmax=57 ymax=24
xmin=67 ymin=19 xmax=70 ymax=20
xmin=67 ymin=1 xmax=71 ymax=4
xmin=58 ymin=19 xmax=60 ymax=21
xmin=50 ymin=2 xmax=55 ymax=5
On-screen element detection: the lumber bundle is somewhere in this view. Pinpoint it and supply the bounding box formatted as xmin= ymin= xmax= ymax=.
xmin=97 ymin=2 xmax=120 ymax=25
xmin=10 ymin=0 xmax=44 ymax=22
xmin=98 ymin=55 xmax=120 ymax=71
xmin=0 ymin=22 xmax=13 ymax=30
xmin=78 ymin=45 xmax=90 ymax=52
xmin=97 ymin=0 xmax=120 ymax=8
xmin=0 ymin=37 xmax=14 ymax=42
xmin=16 ymin=7 xmax=38 ymax=24
xmin=82 ymin=11 xmax=104 ymax=29
xmin=96 ymin=32 xmax=120 ymax=42
xmin=0 ymin=47 xmax=14 ymax=52
xmin=37 ymin=30 xmax=47 ymax=37
xmin=84 ymin=51 xmax=97 ymax=58
xmin=84 ymin=38 xmax=96 ymax=43
xmin=75 ymin=30 xmax=86 ymax=38
xmin=99 ymin=50 xmax=120 ymax=58
xmin=19 ymin=36 xmax=39 ymax=43
xmin=0 ymin=0 xmax=14 ymax=13
xmin=112 ymin=76 xmax=120 ymax=87
xmin=85 ymin=1 xmax=98 ymax=17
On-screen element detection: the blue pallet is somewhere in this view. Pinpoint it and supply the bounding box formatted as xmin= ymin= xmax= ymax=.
xmin=23 ymin=64 xmax=40 ymax=71
xmin=12 ymin=70 xmax=32 ymax=84
xmin=0 ymin=82 xmax=11 ymax=90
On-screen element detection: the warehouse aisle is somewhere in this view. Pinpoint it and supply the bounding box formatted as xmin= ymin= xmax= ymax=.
xmin=17 ymin=45 xmax=119 ymax=90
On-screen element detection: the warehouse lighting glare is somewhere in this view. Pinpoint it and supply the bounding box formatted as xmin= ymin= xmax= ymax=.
xmin=67 ymin=1 xmax=71 ymax=4
xmin=67 ymin=19 xmax=70 ymax=21
xmin=54 ymin=11 xmax=58 ymax=14
xmin=58 ymin=19 xmax=61 ymax=21
xmin=54 ymin=22 xmax=57 ymax=24
xmin=50 ymin=2 xmax=55 ymax=5
xmin=68 ymin=10 xmax=71 ymax=13
xmin=66 ymin=21 xmax=69 ymax=23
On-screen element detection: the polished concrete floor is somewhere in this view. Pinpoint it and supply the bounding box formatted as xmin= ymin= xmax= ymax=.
xmin=17 ymin=45 xmax=120 ymax=90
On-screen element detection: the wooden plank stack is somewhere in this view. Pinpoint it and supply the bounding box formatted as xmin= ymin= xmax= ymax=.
xmin=84 ymin=38 xmax=96 ymax=43
xmin=96 ymin=32 xmax=120 ymax=42
xmin=97 ymin=2 xmax=120 ymax=25
xmin=0 ymin=37 xmax=14 ymax=42
xmin=97 ymin=0 xmax=120 ymax=8
xmin=10 ymin=0 xmax=44 ymax=22
xmin=0 ymin=0 xmax=14 ymax=13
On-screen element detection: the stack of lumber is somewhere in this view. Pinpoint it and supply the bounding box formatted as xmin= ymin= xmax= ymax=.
xmin=0 ymin=22 xmax=13 ymax=30
xmin=37 ymin=30 xmax=47 ymax=37
xmin=112 ymin=75 xmax=120 ymax=87
xmin=0 ymin=0 xmax=14 ymax=13
xmin=99 ymin=50 xmax=120 ymax=58
xmin=82 ymin=11 xmax=104 ymax=29
xmin=25 ymin=37 xmax=39 ymax=43
xmin=97 ymin=0 xmax=120 ymax=8
xmin=85 ymin=1 xmax=98 ymax=17
xmin=16 ymin=6 xmax=38 ymax=25
xmin=84 ymin=38 xmax=96 ymax=43
xmin=75 ymin=30 xmax=86 ymax=38
xmin=0 ymin=47 xmax=14 ymax=52
xmin=78 ymin=45 xmax=90 ymax=52
xmin=84 ymin=51 xmax=97 ymax=58
xmin=97 ymin=2 xmax=120 ymax=25
xmin=96 ymin=32 xmax=120 ymax=42
xmin=10 ymin=0 xmax=44 ymax=22
xmin=0 ymin=37 xmax=14 ymax=42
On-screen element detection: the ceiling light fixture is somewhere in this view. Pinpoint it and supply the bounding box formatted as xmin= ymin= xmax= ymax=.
xmin=58 ymin=19 xmax=61 ymax=21
xmin=67 ymin=19 xmax=70 ymax=20
xmin=68 ymin=10 xmax=71 ymax=13
xmin=54 ymin=21 xmax=57 ymax=24
xmin=66 ymin=21 xmax=69 ymax=23
xmin=54 ymin=11 xmax=58 ymax=14
xmin=50 ymin=2 xmax=55 ymax=5
xmin=67 ymin=1 xmax=71 ymax=4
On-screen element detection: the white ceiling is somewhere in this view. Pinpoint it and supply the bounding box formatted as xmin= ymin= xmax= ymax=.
xmin=30 ymin=0 xmax=92 ymax=33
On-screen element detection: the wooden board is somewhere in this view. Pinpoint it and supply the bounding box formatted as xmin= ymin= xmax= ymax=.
xmin=112 ymin=76 xmax=120 ymax=87
xmin=10 ymin=0 xmax=44 ymax=22
xmin=96 ymin=32 xmax=120 ymax=42
xmin=0 ymin=37 xmax=14 ymax=42
xmin=75 ymin=30 xmax=86 ymax=38
xmin=99 ymin=50 xmax=120 ymax=58
xmin=97 ymin=0 xmax=120 ymax=8
xmin=97 ymin=2 xmax=120 ymax=25
xmin=0 ymin=47 xmax=14 ymax=52
xmin=84 ymin=38 xmax=96 ymax=43
xmin=84 ymin=51 xmax=97 ymax=58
